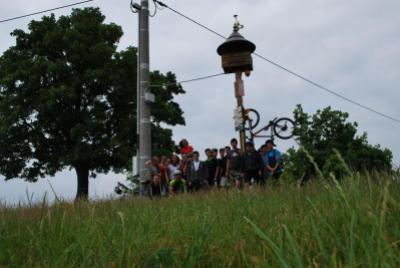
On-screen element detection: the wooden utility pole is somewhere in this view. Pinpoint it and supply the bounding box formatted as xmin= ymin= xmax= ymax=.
xmin=234 ymin=72 xmax=246 ymax=152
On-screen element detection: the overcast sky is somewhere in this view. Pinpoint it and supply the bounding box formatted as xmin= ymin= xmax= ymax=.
xmin=0 ymin=0 xmax=399 ymax=205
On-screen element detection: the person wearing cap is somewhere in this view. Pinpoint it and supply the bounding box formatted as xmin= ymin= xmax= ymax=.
xmin=242 ymin=141 xmax=264 ymax=189
xmin=225 ymin=138 xmax=243 ymax=189
xmin=169 ymin=169 xmax=187 ymax=195
xmin=263 ymin=139 xmax=283 ymax=182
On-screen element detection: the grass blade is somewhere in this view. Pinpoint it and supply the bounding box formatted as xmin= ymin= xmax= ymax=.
xmin=244 ymin=216 xmax=289 ymax=268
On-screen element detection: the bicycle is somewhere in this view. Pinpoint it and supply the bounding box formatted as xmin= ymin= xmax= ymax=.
xmin=243 ymin=108 xmax=295 ymax=142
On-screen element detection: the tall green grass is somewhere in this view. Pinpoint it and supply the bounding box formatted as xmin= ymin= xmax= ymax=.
xmin=1 ymin=174 xmax=399 ymax=267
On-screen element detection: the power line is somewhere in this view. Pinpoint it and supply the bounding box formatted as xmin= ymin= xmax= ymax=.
xmin=179 ymin=72 xmax=226 ymax=84
xmin=155 ymin=0 xmax=226 ymax=39
xmin=0 ymin=0 xmax=95 ymax=24
xmin=154 ymin=0 xmax=400 ymax=125
xmin=253 ymin=53 xmax=400 ymax=124
xmin=150 ymin=72 xmax=226 ymax=88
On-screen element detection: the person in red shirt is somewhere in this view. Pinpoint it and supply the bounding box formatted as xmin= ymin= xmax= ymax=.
xmin=179 ymin=139 xmax=193 ymax=156
xmin=179 ymin=139 xmax=194 ymax=179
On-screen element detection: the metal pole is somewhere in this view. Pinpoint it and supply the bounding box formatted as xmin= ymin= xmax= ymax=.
xmin=136 ymin=16 xmax=140 ymax=176
xmin=138 ymin=0 xmax=151 ymax=188
xmin=235 ymin=71 xmax=246 ymax=152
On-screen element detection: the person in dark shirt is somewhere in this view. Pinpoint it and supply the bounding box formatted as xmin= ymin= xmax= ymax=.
xmin=226 ymin=138 xmax=243 ymax=190
xmin=242 ymin=141 xmax=264 ymax=188
xmin=205 ymin=148 xmax=218 ymax=187
xmin=258 ymin=144 xmax=268 ymax=187
xmin=150 ymin=173 xmax=162 ymax=197
xmin=186 ymin=151 xmax=208 ymax=192
xmin=218 ymin=147 xmax=229 ymax=188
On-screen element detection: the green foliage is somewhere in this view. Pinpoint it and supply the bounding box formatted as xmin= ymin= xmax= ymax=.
xmin=322 ymin=150 xmax=351 ymax=179
xmin=0 ymin=175 xmax=399 ymax=267
xmin=149 ymin=70 xmax=186 ymax=157
xmin=284 ymin=105 xmax=393 ymax=180
xmin=0 ymin=8 xmax=185 ymax=197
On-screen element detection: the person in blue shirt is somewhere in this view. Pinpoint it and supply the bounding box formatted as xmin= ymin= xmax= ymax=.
xmin=262 ymin=139 xmax=283 ymax=182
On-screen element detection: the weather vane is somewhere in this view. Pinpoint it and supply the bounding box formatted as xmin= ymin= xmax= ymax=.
xmin=233 ymin=15 xmax=244 ymax=32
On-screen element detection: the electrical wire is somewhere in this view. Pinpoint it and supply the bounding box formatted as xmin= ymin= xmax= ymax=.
xmin=154 ymin=0 xmax=226 ymax=39
xmin=153 ymin=0 xmax=400 ymax=125
xmin=179 ymin=72 xmax=226 ymax=84
xmin=0 ymin=0 xmax=95 ymax=23
xmin=149 ymin=0 xmax=158 ymax=17
xmin=130 ymin=0 xmax=139 ymax=14
xmin=150 ymin=72 xmax=226 ymax=88
xmin=155 ymin=1 xmax=165 ymax=11
xmin=253 ymin=52 xmax=400 ymax=124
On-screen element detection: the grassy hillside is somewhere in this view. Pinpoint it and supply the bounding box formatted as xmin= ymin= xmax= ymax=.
xmin=1 ymin=174 xmax=399 ymax=267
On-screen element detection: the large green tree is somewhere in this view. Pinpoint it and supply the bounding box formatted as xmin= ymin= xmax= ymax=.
xmin=283 ymin=105 xmax=393 ymax=181
xmin=0 ymin=8 xmax=185 ymax=199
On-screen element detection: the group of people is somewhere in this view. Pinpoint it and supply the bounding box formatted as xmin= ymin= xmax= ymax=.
xmin=141 ymin=138 xmax=283 ymax=197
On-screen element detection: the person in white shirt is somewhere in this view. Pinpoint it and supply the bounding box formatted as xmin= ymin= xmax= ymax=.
xmin=168 ymin=155 xmax=181 ymax=180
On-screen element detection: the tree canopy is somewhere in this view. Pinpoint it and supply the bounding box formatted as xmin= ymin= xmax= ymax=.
xmin=283 ymin=105 xmax=393 ymax=181
xmin=0 ymin=8 xmax=185 ymax=199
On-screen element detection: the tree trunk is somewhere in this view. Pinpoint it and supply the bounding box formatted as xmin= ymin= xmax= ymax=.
xmin=75 ymin=165 xmax=89 ymax=201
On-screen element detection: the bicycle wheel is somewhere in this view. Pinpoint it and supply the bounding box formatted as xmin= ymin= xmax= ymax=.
xmin=273 ymin=117 xmax=295 ymax=139
xmin=244 ymin=108 xmax=260 ymax=130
